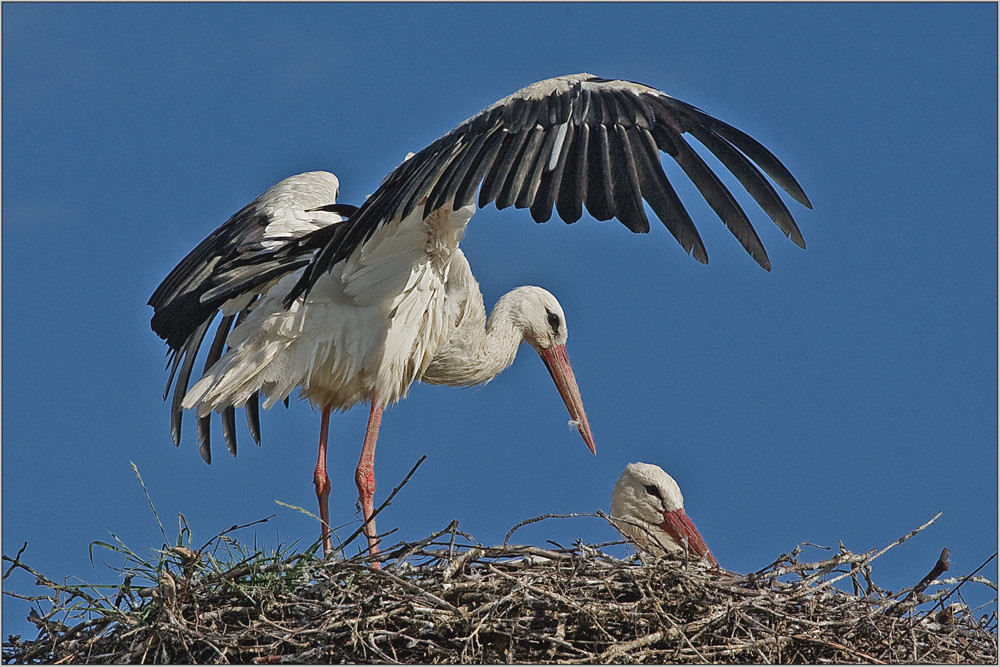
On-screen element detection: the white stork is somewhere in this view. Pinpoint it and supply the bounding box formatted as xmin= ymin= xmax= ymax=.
xmin=148 ymin=73 xmax=811 ymax=559
xmin=610 ymin=462 xmax=718 ymax=566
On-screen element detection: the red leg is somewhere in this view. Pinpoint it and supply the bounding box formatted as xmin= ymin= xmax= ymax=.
xmin=355 ymin=402 xmax=383 ymax=563
xmin=313 ymin=406 xmax=333 ymax=556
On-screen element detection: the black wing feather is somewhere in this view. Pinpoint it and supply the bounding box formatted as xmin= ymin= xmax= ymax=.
xmin=497 ymin=124 xmax=547 ymax=210
xmin=424 ymin=139 xmax=477 ymax=217
xmin=455 ymin=128 xmax=508 ymax=210
xmin=431 ymin=127 xmax=495 ymax=213
xmin=555 ymin=121 xmax=589 ymax=223
xmin=630 ymin=126 xmax=708 ymax=263
xmin=246 ymin=391 xmax=262 ymax=445
xmin=686 ymin=121 xmax=805 ymax=248
xmin=221 ymin=407 xmax=238 ymax=459
xmin=661 ymin=95 xmax=813 ymax=209
xmin=192 ymin=312 xmax=236 ymax=461
xmin=610 ymin=123 xmax=649 ymax=233
xmin=669 ymin=130 xmax=770 ymax=270
xmin=197 ymin=415 xmax=212 ymax=464
xmin=585 ymin=122 xmax=615 ymax=221
xmin=170 ymin=318 xmax=211 ymax=447
xmin=516 ymin=127 xmax=557 ymax=210
xmin=530 ymin=122 xmax=574 ymax=223
xmin=479 ymin=129 xmax=532 ymax=208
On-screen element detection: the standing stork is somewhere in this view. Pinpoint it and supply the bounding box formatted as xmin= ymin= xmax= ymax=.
xmin=611 ymin=462 xmax=718 ymax=566
xmin=149 ymin=73 xmax=811 ymax=559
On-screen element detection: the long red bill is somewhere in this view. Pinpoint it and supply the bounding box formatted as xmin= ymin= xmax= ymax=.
xmin=659 ymin=508 xmax=719 ymax=567
xmin=537 ymin=344 xmax=595 ymax=455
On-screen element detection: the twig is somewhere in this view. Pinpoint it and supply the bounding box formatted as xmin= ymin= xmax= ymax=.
xmin=2 ymin=543 xmax=29 ymax=581
xmin=502 ymin=511 xmax=600 ymax=545
xmin=338 ymin=455 xmax=427 ymax=556
xmin=384 ymin=520 xmax=461 ymax=568
xmin=369 ymin=567 xmax=461 ymax=614
xmin=871 ymin=512 xmax=942 ymax=562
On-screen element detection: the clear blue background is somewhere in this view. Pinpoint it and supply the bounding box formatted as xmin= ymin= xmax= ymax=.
xmin=3 ymin=3 xmax=997 ymax=640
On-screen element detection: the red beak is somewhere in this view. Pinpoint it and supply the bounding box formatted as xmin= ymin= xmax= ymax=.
xmin=659 ymin=508 xmax=718 ymax=567
xmin=537 ymin=344 xmax=596 ymax=455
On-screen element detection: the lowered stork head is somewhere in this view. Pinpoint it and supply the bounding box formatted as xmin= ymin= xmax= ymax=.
xmin=490 ymin=286 xmax=595 ymax=455
xmin=610 ymin=462 xmax=718 ymax=566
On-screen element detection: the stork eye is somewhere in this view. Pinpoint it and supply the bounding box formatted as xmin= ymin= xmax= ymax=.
xmin=545 ymin=310 xmax=561 ymax=332
xmin=644 ymin=484 xmax=663 ymax=499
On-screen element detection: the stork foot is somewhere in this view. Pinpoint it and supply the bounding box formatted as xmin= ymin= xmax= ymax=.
xmin=355 ymin=464 xmax=380 ymax=559
xmin=314 ymin=406 xmax=334 ymax=556
xmin=356 ymin=401 xmax=384 ymax=567
xmin=313 ymin=469 xmax=333 ymax=555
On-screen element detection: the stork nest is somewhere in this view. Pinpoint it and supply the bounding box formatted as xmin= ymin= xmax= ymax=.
xmin=3 ymin=512 xmax=997 ymax=664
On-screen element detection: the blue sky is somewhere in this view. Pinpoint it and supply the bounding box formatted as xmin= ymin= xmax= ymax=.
xmin=3 ymin=3 xmax=996 ymax=639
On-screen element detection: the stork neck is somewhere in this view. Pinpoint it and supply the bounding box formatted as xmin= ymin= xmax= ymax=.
xmin=480 ymin=308 xmax=525 ymax=378
xmin=443 ymin=305 xmax=523 ymax=386
xmin=420 ymin=291 xmax=528 ymax=387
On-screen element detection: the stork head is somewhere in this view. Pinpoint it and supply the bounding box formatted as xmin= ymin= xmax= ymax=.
xmin=494 ymin=286 xmax=595 ymax=455
xmin=610 ymin=462 xmax=718 ymax=567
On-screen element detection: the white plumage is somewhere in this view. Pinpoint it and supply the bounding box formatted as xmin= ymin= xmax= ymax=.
xmin=149 ymin=73 xmax=810 ymax=561
xmin=184 ymin=199 xmax=477 ymax=412
xmin=611 ymin=462 xmax=718 ymax=566
xmin=255 ymin=171 xmax=344 ymax=249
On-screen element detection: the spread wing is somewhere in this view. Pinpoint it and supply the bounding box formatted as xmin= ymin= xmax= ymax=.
xmin=148 ymin=171 xmax=356 ymax=461
xmin=289 ymin=73 xmax=811 ymax=304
